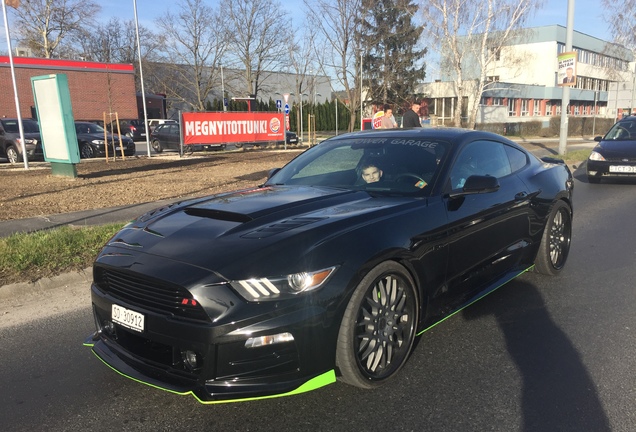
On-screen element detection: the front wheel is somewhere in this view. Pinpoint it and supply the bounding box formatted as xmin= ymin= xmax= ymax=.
xmin=80 ymin=142 xmax=96 ymax=159
xmin=152 ymin=140 xmax=163 ymax=153
xmin=336 ymin=261 xmax=419 ymax=388
xmin=6 ymin=145 xmax=21 ymax=164
xmin=534 ymin=200 xmax=572 ymax=275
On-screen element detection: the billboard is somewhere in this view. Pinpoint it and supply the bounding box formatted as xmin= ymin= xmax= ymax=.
xmin=182 ymin=112 xmax=285 ymax=145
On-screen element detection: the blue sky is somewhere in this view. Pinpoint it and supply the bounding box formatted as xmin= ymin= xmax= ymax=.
xmin=1 ymin=0 xmax=611 ymax=53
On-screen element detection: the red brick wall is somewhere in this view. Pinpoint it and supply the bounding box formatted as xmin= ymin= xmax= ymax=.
xmin=0 ymin=57 xmax=137 ymax=121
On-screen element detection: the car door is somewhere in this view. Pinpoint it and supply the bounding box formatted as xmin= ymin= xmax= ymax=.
xmin=165 ymin=124 xmax=181 ymax=150
xmin=443 ymin=139 xmax=532 ymax=307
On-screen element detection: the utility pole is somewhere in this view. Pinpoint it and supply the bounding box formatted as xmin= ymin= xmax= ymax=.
xmin=558 ymin=0 xmax=575 ymax=156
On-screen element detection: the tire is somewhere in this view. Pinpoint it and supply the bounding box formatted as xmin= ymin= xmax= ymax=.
xmin=152 ymin=140 xmax=163 ymax=153
xmin=336 ymin=261 xmax=419 ymax=388
xmin=533 ymin=200 xmax=572 ymax=275
xmin=6 ymin=145 xmax=21 ymax=164
xmin=80 ymin=142 xmax=96 ymax=159
xmin=588 ymin=175 xmax=601 ymax=184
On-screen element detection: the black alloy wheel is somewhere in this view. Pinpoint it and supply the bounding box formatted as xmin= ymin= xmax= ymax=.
xmin=534 ymin=200 xmax=572 ymax=275
xmin=336 ymin=261 xmax=419 ymax=388
xmin=80 ymin=142 xmax=96 ymax=159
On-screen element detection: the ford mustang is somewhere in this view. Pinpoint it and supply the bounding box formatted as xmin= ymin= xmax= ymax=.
xmin=84 ymin=128 xmax=573 ymax=403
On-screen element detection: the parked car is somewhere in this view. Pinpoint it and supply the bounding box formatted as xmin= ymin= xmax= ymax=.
xmin=106 ymin=119 xmax=147 ymax=141
xmin=587 ymin=115 xmax=636 ymax=183
xmin=0 ymin=118 xmax=44 ymax=164
xmin=147 ymin=118 xmax=178 ymax=133
xmin=85 ymin=128 xmax=573 ymax=403
xmin=150 ymin=123 xmax=225 ymax=153
xmin=285 ymin=130 xmax=299 ymax=145
xmin=75 ymin=121 xmax=135 ymax=158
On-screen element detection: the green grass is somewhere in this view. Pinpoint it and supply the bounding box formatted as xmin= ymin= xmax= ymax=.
xmin=555 ymin=149 xmax=592 ymax=163
xmin=0 ymin=223 xmax=125 ymax=286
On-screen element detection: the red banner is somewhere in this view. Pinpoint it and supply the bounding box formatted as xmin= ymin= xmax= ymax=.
xmin=182 ymin=112 xmax=285 ymax=145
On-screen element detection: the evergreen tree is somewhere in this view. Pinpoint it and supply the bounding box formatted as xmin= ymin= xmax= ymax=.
xmin=358 ymin=0 xmax=427 ymax=108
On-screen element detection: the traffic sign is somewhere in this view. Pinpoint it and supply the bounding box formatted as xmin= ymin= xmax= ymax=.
xmin=276 ymin=99 xmax=282 ymax=109
xmin=284 ymin=103 xmax=290 ymax=115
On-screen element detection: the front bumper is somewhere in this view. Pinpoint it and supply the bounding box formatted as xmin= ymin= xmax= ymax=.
xmin=587 ymin=159 xmax=636 ymax=179
xmin=84 ymin=281 xmax=337 ymax=403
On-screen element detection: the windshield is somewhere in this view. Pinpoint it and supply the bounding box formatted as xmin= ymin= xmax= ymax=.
xmin=605 ymin=120 xmax=636 ymax=140
xmin=266 ymin=136 xmax=450 ymax=195
xmin=76 ymin=123 xmax=105 ymax=134
xmin=1 ymin=119 xmax=40 ymax=133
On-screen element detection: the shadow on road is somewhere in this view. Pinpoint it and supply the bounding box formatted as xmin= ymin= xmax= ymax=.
xmin=463 ymin=280 xmax=610 ymax=431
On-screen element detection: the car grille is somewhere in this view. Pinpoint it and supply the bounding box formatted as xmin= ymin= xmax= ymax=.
xmin=94 ymin=268 xmax=211 ymax=322
xmin=606 ymin=156 xmax=636 ymax=163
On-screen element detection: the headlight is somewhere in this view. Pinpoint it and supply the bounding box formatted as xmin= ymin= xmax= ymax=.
xmin=91 ymin=139 xmax=106 ymax=145
xmin=230 ymin=266 xmax=337 ymax=301
xmin=17 ymin=138 xmax=37 ymax=145
xmin=588 ymin=151 xmax=606 ymax=161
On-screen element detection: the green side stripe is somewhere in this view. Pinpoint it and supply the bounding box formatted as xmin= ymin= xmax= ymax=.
xmin=88 ymin=349 xmax=336 ymax=404
xmin=416 ymin=266 xmax=532 ymax=336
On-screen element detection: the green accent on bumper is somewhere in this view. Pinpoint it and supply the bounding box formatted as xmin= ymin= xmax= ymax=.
xmin=416 ymin=266 xmax=532 ymax=336
xmin=87 ymin=349 xmax=336 ymax=404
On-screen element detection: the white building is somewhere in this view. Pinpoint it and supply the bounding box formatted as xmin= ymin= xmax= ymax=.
xmin=419 ymin=25 xmax=635 ymax=127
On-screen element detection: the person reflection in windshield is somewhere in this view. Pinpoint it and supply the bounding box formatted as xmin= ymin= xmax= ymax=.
xmin=361 ymin=163 xmax=383 ymax=183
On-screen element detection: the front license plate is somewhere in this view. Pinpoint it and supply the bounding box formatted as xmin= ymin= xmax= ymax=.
xmin=609 ymin=165 xmax=636 ymax=173
xmin=112 ymin=304 xmax=145 ymax=332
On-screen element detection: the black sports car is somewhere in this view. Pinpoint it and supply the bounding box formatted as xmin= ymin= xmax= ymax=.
xmin=75 ymin=121 xmax=136 ymax=159
xmin=84 ymin=128 xmax=573 ymax=403
xmin=587 ymin=115 xmax=636 ymax=183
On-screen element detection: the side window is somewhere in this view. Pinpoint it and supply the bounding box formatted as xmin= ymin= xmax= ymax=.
xmin=450 ymin=140 xmax=512 ymax=189
xmin=504 ymin=144 xmax=528 ymax=173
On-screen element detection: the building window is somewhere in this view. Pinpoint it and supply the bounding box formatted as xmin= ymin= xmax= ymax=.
xmin=493 ymin=97 xmax=503 ymax=106
xmin=574 ymin=104 xmax=580 ymax=116
xmin=533 ymin=99 xmax=541 ymax=116
xmin=508 ymin=98 xmax=516 ymax=116
xmin=487 ymin=75 xmax=500 ymax=82
xmin=555 ymin=102 xmax=562 ymax=116
xmin=546 ymin=102 xmax=552 ymax=116
xmin=521 ymin=99 xmax=529 ymax=116
xmin=490 ymin=47 xmax=501 ymax=61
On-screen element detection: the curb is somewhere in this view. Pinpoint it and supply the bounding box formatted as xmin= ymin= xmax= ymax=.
xmin=0 ymin=267 xmax=93 ymax=300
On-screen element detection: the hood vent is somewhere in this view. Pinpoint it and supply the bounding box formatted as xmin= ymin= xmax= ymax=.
xmin=185 ymin=207 xmax=253 ymax=223
xmin=242 ymin=217 xmax=326 ymax=239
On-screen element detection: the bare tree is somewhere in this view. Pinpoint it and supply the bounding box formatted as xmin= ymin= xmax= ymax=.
xmin=602 ymin=1 xmax=636 ymax=49
xmin=284 ymin=29 xmax=318 ymax=133
xmin=305 ymin=0 xmax=364 ymax=132
xmin=8 ymin=0 xmax=100 ymax=58
xmin=219 ymin=0 xmax=289 ymax=99
xmin=152 ymin=0 xmax=226 ymax=112
xmin=420 ymin=0 xmax=540 ymax=128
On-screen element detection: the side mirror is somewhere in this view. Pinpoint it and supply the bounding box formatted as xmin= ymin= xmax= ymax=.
xmin=594 ymin=136 xmax=603 ymax=142
xmin=267 ymin=168 xmax=281 ymax=179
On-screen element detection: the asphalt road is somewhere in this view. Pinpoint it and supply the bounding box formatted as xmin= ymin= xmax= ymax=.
xmin=1 ymin=167 xmax=635 ymax=431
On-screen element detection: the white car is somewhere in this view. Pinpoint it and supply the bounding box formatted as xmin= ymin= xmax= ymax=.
xmin=147 ymin=119 xmax=177 ymax=133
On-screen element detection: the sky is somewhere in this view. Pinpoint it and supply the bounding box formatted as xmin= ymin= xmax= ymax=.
xmin=0 ymin=0 xmax=612 ymax=55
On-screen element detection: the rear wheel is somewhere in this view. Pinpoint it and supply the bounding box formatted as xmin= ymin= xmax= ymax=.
xmin=80 ymin=142 xmax=95 ymax=159
xmin=6 ymin=145 xmax=20 ymax=164
xmin=534 ymin=200 xmax=572 ymax=275
xmin=152 ymin=140 xmax=163 ymax=153
xmin=336 ymin=261 xmax=418 ymax=388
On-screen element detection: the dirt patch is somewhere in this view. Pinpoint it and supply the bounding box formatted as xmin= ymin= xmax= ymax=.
xmin=0 ymin=148 xmax=303 ymax=221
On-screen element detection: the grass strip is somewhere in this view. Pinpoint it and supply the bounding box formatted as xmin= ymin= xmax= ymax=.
xmin=0 ymin=223 xmax=125 ymax=286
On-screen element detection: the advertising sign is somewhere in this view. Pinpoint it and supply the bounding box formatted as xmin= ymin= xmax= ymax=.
xmin=558 ymin=51 xmax=577 ymax=87
xmin=372 ymin=111 xmax=384 ymax=129
xmin=182 ymin=112 xmax=285 ymax=145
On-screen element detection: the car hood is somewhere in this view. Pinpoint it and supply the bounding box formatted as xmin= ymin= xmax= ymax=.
xmin=596 ymin=140 xmax=636 ymax=157
xmin=97 ymin=185 xmax=413 ymax=279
